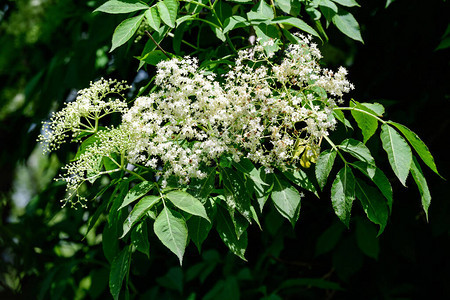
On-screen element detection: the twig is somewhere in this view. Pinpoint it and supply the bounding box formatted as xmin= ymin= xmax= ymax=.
xmin=145 ymin=30 xmax=171 ymax=59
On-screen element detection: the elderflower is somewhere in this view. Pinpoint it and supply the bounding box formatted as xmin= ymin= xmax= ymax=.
xmin=38 ymin=78 xmax=130 ymax=153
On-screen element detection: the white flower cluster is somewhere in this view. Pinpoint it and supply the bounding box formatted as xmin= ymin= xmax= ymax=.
xmin=122 ymin=35 xmax=354 ymax=184
xmin=38 ymin=78 xmax=129 ymax=153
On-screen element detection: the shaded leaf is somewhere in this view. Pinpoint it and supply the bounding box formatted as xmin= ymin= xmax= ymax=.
xmin=351 ymin=161 xmax=393 ymax=212
xmin=216 ymin=206 xmax=247 ymax=261
xmin=410 ymin=156 xmax=431 ymax=221
xmin=355 ymin=179 xmax=388 ymax=235
xmin=355 ymin=217 xmax=379 ymax=259
xmin=271 ymin=175 xmax=302 ymax=227
xmin=131 ymin=222 xmax=150 ymax=258
xmin=109 ymin=246 xmax=131 ymax=300
xmin=187 ymin=216 xmax=212 ymax=252
xmin=315 ymin=221 xmax=345 ymax=256
xmin=331 ymin=0 xmax=360 ymax=7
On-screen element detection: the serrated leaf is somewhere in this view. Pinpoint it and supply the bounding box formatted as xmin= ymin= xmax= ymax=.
xmin=187 ymin=216 xmax=212 ymax=253
xmin=157 ymin=0 xmax=178 ymax=28
xmin=380 ymin=124 xmax=412 ymax=186
xmin=166 ymin=190 xmax=209 ymax=221
xmin=331 ymin=0 xmax=360 ymax=7
xmin=109 ymin=246 xmax=131 ymax=300
xmin=355 ymin=179 xmax=388 ymax=235
xmin=331 ymin=165 xmax=355 ymax=227
xmin=110 ymin=14 xmax=145 ymax=52
xmin=315 ymin=149 xmax=337 ymax=190
xmin=410 ymin=156 xmax=431 ymax=221
xmin=119 ymin=181 xmax=154 ymax=210
xmin=144 ymin=7 xmax=161 ymax=31
xmin=350 ymin=102 xmax=378 ymax=143
xmin=271 ymin=16 xmax=320 ymax=38
xmin=338 ymin=138 xmax=375 ymax=165
xmin=154 ymin=207 xmax=188 ymax=265
xmin=216 ymin=206 xmax=247 ymax=260
xmin=122 ymin=195 xmax=160 ymax=238
xmin=351 ymin=161 xmax=393 ymax=212
xmin=94 ymin=0 xmax=149 ymax=14
xmin=271 ymin=175 xmax=302 ymax=227
xmin=332 ymin=9 xmax=363 ymax=42
xmin=389 ymin=121 xmax=441 ymax=177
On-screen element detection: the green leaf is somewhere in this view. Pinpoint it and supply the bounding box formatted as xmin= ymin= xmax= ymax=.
xmin=119 ymin=181 xmax=154 ymax=210
xmin=187 ymin=216 xmax=212 ymax=252
xmin=247 ymin=0 xmax=274 ymax=22
xmin=331 ymin=165 xmax=355 ymax=227
xmin=223 ymin=16 xmax=249 ymax=34
xmin=216 ymin=206 xmax=247 ymax=260
xmin=332 ymin=9 xmax=363 ymax=43
xmin=282 ymin=167 xmax=318 ymax=197
xmin=188 ymin=168 xmax=216 ymax=202
xmin=389 ymin=121 xmax=441 ymax=177
xmin=109 ymin=246 xmax=131 ymax=300
xmin=355 ymin=217 xmax=379 ymax=259
xmin=350 ymin=101 xmax=378 ymax=143
xmin=271 ymin=16 xmax=320 ymax=38
xmin=319 ymin=0 xmax=338 ymax=26
xmin=157 ymin=0 xmax=178 ymax=28
xmin=254 ymin=24 xmax=281 ymax=54
xmin=140 ymin=50 xmax=171 ymax=65
xmin=94 ymin=0 xmax=149 ymax=14
xmin=315 ymin=221 xmax=345 ymax=256
xmin=165 ymin=190 xmax=209 ymax=221
xmin=333 ymin=109 xmax=353 ymax=129
xmin=131 ymin=222 xmax=150 ymax=258
xmin=154 ymin=206 xmax=188 ymax=265
xmin=222 ymin=168 xmax=252 ymax=222
xmin=331 ymin=0 xmax=360 ymax=7
xmin=251 ymin=167 xmax=273 ymax=212
xmin=351 ymin=161 xmax=393 ymax=212
xmin=361 ymin=102 xmax=385 ymax=116
xmin=110 ymin=14 xmax=145 ymax=52
xmin=338 ymin=138 xmax=375 ymax=165
xmin=380 ymin=124 xmax=412 ymax=186
xmin=410 ymin=156 xmax=431 ymax=221
xmin=122 ymin=195 xmax=160 ymax=238
xmin=271 ymin=175 xmax=302 ymax=227
xmin=355 ymin=179 xmax=388 ymax=235
xmin=315 ymin=149 xmax=337 ymax=190
xmin=275 ymin=0 xmax=301 ymax=16
xmin=144 ymin=7 xmax=161 ymax=31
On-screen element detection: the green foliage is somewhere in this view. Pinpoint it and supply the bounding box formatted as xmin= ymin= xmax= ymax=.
xmin=1 ymin=0 xmax=448 ymax=299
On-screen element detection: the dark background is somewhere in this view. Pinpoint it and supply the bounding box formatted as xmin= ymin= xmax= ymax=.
xmin=1 ymin=0 xmax=449 ymax=299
